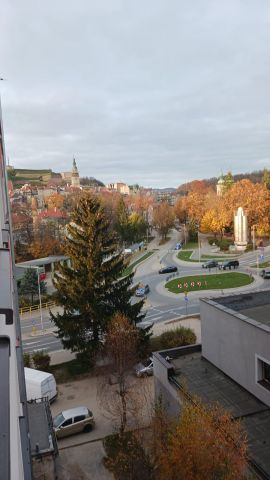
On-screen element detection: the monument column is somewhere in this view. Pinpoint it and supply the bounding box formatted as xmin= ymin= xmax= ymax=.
xmin=234 ymin=207 xmax=248 ymax=251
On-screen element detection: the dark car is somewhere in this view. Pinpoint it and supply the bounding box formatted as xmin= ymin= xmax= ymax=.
xmin=202 ymin=260 xmax=219 ymax=269
xmin=219 ymin=260 xmax=239 ymax=270
xmin=159 ymin=266 xmax=178 ymax=274
xmin=260 ymin=269 xmax=270 ymax=279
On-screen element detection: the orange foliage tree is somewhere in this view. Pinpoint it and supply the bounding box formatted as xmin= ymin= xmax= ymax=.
xmin=153 ymin=202 xmax=175 ymax=240
xmin=44 ymin=192 xmax=64 ymax=210
xmin=155 ymin=399 xmax=248 ymax=480
xmin=223 ymin=179 xmax=270 ymax=233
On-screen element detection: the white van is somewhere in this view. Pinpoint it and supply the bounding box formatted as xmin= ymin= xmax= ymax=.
xmin=24 ymin=367 xmax=57 ymax=402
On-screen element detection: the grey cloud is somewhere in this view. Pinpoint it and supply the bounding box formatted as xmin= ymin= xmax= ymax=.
xmin=1 ymin=0 xmax=270 ymax=187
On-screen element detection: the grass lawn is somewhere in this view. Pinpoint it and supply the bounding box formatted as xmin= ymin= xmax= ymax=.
xmin=182 ymin=242 xmax=198 ymax=250
xmin=165 ymin=272 xmax=253 ymax=294
xmin=250 ymin=261 xmax=270 ymax=268
xmin=122 ymin=250 xmax=154 ymax=277
xmin=177 ymin=251 xmax=235 ymax=262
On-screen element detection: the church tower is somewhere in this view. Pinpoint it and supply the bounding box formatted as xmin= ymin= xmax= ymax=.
xmin=216 ymin=175 xmax=225 ymax=197
xmin=71 ymin=157 xmax=80 ymax=187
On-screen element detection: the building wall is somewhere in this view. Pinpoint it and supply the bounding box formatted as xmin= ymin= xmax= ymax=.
xmin=200 ymin=299 xmax=270 ymax=406
xmin=153 ymin=353 xmax=181 ymax=416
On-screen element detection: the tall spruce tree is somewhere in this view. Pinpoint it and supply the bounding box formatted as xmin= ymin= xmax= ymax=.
xmin=51 ymin=194 xmax=144 ymax=361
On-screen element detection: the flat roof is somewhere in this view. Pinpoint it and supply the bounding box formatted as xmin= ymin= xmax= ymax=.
xmin=28 ymin=401 xmax=54 ymax=456
xmin=168 ymin=349 xmax=270 ymax=477
xmin=17 ymin=255 xmax=68 ymax=267
xmin=203 ymin=290 xmax=270 ymax=328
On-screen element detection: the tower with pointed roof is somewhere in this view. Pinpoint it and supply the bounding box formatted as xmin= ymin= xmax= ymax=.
xmin=216 ymin=175 xmax=225 ymax=196
xmin=71 ymin=157 xmax=80 ymax=187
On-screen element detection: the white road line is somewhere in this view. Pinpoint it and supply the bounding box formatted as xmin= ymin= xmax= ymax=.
xmin=23 ymin=340 xmax=60 ymax=349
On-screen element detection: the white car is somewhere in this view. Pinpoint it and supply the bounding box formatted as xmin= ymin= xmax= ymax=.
xmin=134 ymin=357 xmax=153 ymax=377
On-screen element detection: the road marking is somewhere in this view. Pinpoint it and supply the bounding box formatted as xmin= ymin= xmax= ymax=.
xmin=23 ymin=340 xmax=61 ymax=350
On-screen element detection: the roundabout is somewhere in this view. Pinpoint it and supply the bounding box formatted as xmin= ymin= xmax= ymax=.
xmin=165 ymin=272 xmax=254 ymax=294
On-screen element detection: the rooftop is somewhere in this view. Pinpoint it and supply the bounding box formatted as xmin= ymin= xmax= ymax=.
xmin=202 ymin=290 xmax=270 ymax=329
xmin=27 ymin=400 xmax=55 ymax=456
xmin=157 ymin=345 xmax=270 ymax=478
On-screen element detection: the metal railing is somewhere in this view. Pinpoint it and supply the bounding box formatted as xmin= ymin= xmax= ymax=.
xmin=19 ymin=301 xmax=56 ymax=316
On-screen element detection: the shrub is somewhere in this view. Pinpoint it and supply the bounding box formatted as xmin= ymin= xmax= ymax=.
xmin=23 ymin=352 xmax=31 ymax=368
xmin=245 ymin=243 xmax=254 ymax=252
xmin=149 ymin=326 xmax=196 ymax=353
xmin=32 ymin=351 xmax=51 ymax=371
xmin=103 ymin=432 xmax=153 ymax=480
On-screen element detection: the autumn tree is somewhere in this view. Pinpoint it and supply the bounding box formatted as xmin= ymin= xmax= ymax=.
xmin=115 ymin=196 xmax=132 ymax=245
xmin=129 ymin=212 xmax=147 ymax=242
xmin=153 ymin=202 xmax=175 ymax=240
xmin=153 ymin=399 xmax=248 ymax=480
xmin=262 ymin=168 xmax=270 ymax=190
xmin=174 ymin=197 xmax=188 ymax=224
xmin=44 ymin=192 xmax=64 ymax=210
xmin=223 ymin=179 xmax=270 ymax=235
xmin=98 ymin=313 xmax=141 ymax=435
xmin=200 ymin=203 xmax=231 ymax=239
xmin=30 ymin=221 xmax=64 ymax=258
xmin=51 ymin=194 xmax=144 ymax=363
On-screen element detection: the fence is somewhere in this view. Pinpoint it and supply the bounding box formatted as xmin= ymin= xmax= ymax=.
xmin=19 ymin=301 xmax=56 ymax=316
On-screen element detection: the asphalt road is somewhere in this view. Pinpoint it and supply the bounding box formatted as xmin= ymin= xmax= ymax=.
xmin=21 ymin=230 xmax=270 ymax=354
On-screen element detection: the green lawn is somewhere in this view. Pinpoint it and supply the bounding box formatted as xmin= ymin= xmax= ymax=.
xmin=182 ymin=242 xmax=198 ymax=250
xmin=165 ymin=272 xmax=253 ymax=294
xmin=122 ymin=251 xmax=154 ymax=277
xmin=177 ymin=251 xmax=235 ymax=262
xmin=250 ymin=261 xmax=270 ymax=268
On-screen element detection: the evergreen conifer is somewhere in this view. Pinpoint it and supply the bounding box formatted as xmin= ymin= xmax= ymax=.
xmin=51 ymin=194 xmax=144 ymax=361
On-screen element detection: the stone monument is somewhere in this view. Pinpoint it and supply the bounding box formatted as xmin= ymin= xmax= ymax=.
xmin=234 ymin=207 xmax=248 ymax=251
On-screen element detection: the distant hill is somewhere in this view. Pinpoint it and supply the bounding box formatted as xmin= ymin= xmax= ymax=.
xmin=80 ymin=176 xmax=104 ymax=187
xmin=10 ymin=168 xmax=61 ymax=187
xmin=178 ymin=169 xmax=266 ymax=192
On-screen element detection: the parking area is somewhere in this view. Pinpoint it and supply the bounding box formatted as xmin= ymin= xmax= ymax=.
xmin=51 ymin=374 xmax=154 ymax=449
xmin=56 ymin=441 xmax=113 ymax=480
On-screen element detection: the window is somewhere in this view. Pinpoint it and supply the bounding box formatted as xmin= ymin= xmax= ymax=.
xmin=74 ymin=415 xmax=85 ymax=423
xmin=62 ymin=418 xmax=72 ymax=427
xmin=257 ymin=356 xmax=270 ymax=391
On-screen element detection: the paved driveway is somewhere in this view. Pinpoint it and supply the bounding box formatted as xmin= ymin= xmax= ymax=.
xmin=51 ymin=374 xmax=154 ymax=448
xmin=56 ymin=441 xmax=113 ymax=480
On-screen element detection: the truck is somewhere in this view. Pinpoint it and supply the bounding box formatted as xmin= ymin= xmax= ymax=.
xmin=24 ymin=367 xmax=57 ymax=402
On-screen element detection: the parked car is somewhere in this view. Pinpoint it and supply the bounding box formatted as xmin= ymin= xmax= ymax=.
xmin=202 ymin=260 xmax=219 ymax=269
xmin=175 ymin=242 xmax=182 ymax=250
xmin=53 ymin=406 xmax=94 ymax=439
xmin=134 ymin=357 xmax=153 ymax=377
xmin=159 ymin=266 xmax=178 ymax=274
xmin=219 ymin=260 xmax=239 ymax=270
xmin=135 ymin=284 xmax=150 ymax=297
xmin=24 ymin=367 xmax=57 ymax=403
xmin=260 ymin=268 xmax=270 ymax=279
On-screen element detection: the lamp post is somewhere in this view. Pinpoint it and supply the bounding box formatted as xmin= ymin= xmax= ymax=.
xmin=31 ymin=266 xmax=44 ymax=333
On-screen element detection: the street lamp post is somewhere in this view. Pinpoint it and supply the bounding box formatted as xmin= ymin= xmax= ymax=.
xmin=32 ymin=266 xmax=44 ymax=333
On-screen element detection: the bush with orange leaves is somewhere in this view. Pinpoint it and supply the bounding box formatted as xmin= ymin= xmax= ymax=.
xmin=152 ymin=398 xmax=248 ymax=480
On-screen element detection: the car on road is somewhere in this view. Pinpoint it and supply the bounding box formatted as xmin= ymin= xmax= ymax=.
xmin=260 ymin=268 xmax=270 ymax=279
xmin=134 ymin=357 xmax=153 ymax=377
xmin=135 ymin=284 xmax=150 ymax=297
xmin=175 ymin=242 xmax=182 ymax=250
xmin=202 ymin=260 xmax=219 ymax=269
xmin=219 ymin=260 xmax=239 ymax=270
xmin=53 ymin=406 xmax=94 ymax=439
xmin=159 ymin=266 xmax=178 ymax=274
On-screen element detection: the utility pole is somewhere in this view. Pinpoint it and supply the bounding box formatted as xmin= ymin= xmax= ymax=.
xmin=0 ymin=94 xmax=32 ymax=479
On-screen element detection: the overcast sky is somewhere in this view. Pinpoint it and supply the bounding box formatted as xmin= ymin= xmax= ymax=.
xmin=1 ymin=1 xmax=270 ymax=188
